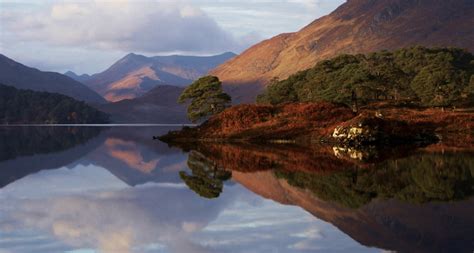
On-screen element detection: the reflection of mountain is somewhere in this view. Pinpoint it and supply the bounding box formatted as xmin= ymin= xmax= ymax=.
xmin=0 ymin=127 xmax=105 ymax=188
xmin=235 ymin=170 xmax=474 ymax=253
xmin=0 ymin=126 xmax=187 ymax=188
xmin=81 ymin=126 xmax=188 ymax=186
xmin=179 ymin=143 xmax=474 ymax=253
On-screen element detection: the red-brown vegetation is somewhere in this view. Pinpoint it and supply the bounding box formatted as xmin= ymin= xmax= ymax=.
xmin=160 ymin=102 xmax=474 ymax=144
xmin=188 ymin=142 xmax=358 ymax=174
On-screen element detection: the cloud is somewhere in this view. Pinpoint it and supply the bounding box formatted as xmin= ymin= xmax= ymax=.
xmin=287 ymin=0 xmax=323 ymax=9
xmin=0 ymin=0 xmax=345 ymax=73
xmin=0 ymin=0 xmax=240 ymax=54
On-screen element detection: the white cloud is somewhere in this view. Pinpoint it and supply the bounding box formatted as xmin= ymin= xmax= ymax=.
xmin=1 ymin=0 xmax=239 ymax=54
xmin=0 ymin=0 xmax=345 ymax=73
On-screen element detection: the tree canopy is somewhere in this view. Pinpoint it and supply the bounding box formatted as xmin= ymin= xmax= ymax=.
xmin=0 ymin=84 xmax=110 ymax=124
xmin=257 ymin=47 xmax=474 ymax=107
xmin=178 ymin=76 xmax=231 ymax=123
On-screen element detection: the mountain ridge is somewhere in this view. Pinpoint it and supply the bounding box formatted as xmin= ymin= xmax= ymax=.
xmin=64 ymin=71 xmax=92 ymax=83
xmin=0 ymin=54 xmax=106 ymax=104
xmin=210 ymin=0 xmax=474 ymax=102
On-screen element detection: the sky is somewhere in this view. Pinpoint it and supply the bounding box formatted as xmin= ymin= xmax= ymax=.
xmin=0 ymin=0 xmax=345 ymax=74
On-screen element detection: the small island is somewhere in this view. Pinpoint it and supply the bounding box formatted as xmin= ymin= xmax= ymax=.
xmin=160 ymin=47 xmax=474 ymax=147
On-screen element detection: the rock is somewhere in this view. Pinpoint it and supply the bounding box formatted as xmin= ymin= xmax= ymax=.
xmin=332 ymin=116 xmax=383 ymax=145
xmin=331 ymin=115 xmax=438 ymax=146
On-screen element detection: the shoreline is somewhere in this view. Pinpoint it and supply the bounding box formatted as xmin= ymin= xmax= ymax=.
xmin=159 ymin=102 xmax=474 ymax=147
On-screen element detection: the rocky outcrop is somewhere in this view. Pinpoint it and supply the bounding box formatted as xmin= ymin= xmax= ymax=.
xmin=331 ymin=114 xmax=438 ymax=146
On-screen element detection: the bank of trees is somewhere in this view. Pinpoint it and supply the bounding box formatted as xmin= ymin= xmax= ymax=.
xmin=257 ymin=47 xmax=474 ymax=107
xmin=0 ymin=84 xmax=109 ymax=124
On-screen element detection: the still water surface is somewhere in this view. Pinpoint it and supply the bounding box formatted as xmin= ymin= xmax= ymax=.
xmin=0 ymin=126 xmax=472 ymax=253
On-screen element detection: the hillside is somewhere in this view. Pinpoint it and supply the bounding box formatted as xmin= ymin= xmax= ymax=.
xmin=257 ymin=47 xmax=474 ymax=107
xmin=84 ymin=52 xmax=236 ymax=102
xmin=210 ymin=0 xmax=474 ymax=102
xmin=0 ymin=84 xmax=109 ymax=124
xmin=97 ymin=85 xmax=189 ymax=124
xmin=0 ymin=54 xmax=106 ymax=104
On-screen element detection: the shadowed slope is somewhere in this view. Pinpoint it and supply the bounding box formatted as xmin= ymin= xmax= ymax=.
xmin=0 ymin=54 xmax=106 ymax=104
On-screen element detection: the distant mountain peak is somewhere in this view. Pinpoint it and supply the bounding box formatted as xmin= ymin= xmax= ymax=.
xmin=123 ymin=52 xmax=146 ymax=59
xmin=64 ymin=71 xmax=92 ymax=83
xmin=84 ymin=52 xmax=236 ymax=102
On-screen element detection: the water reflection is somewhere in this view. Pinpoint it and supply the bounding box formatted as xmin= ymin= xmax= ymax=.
xmin=173 ymin=141 xmax=474 ymax=253
xmin=0 ymin=126 xmax=473 ymax=253
xmin=0 ymin=126 xmax=105 ymax=188
xmin=179 ymin=151 xmax=232 ymax=199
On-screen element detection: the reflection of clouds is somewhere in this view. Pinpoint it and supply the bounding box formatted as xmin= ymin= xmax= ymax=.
xmin=0 ymin=164 xmax=236 ymax=253
xmin=0 ymin=183 xmax=236 ymax=253
xmin=194 ymin=198 xmax=374 ymax=253
xmin=289 ymin=226 xmax=324 ymax=251
xmin=0 ymin=165 xmax=374 ymax=253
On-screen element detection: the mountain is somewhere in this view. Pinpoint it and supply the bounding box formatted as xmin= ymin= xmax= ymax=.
xmin=0 ymin=54 xmax=106 ymax=104
xmin=64 ymin=71 xmax=92 ymax=83
xmin=85 ymin=52 xmax=236 ymax=102
xmin=97 ymin=85 xmax=189 ymax=123
xmin=210 ymin=0 xmax=474 ymax=102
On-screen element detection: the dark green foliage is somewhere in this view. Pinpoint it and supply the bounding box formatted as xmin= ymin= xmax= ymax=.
xmin=275 ymin=152 xmax=474 ymax=209
xmin=178 ymin=76 xmax=231 ymax=123
xmin=257 ymin=47 xmax=474 ymax=107
xmin=0 ymin=84 xmax=109 ymax=124
xmin=180 ymin=151 xmax=232 ymax=199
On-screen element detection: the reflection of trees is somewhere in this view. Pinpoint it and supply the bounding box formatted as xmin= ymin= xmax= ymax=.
xmin=276 ymin=153 xmax=474 ymax=208
xmin=174 ymin=141 xmax=474 ymax=206
xmin=180 ymin=151 xmax=232 ymax=199
xmin=0 ymin=126 xmax=105 ymax=188
xmin=0 ymin=126 xmax=104 ymax=162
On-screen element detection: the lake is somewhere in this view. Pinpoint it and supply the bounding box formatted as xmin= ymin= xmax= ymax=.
xmin=0 ymin=126 xmax=473 ymax=253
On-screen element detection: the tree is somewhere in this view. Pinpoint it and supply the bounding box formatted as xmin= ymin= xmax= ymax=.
xmin=178 ymin=76 xmax=232 ymax=123
xmin=179 ymin=151 xmax=232 ymax=199
xmin=257 ymin=47 xmax=474 ymax=107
